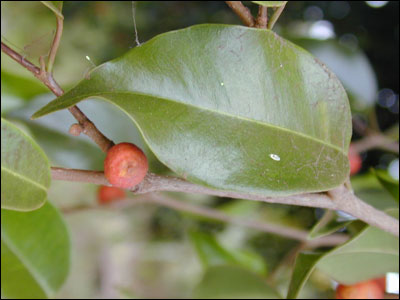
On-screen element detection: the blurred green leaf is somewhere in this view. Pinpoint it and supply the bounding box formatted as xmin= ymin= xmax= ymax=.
xmin=218 ymin=199 xmax=260 ymax=216
xmin=384 ymin=123 xmax=399 ymax=140
xmin=1 ymin=201 xmax=70 ymax=299
xmin=317 ymin=211 xmax=399 ymax=284
xmin=252 ymin=1 xmax=287 ymax=7
xmin=287 ymin=209 xmax=399 ymax=298
xmin=33 ymin=24 xmax=351 ymax=196
xmin=287 ymin=252 xmax=323 ymax=299
xmin=308 ymin=210 xmax=350 ymax=240
xmin=371 ymin=169 xmax=399 ymax=201
xmin=1 ymin=70 xmax=48 ymax=101
xmin=1 ymin=95 xmax=24 ymax=116
xmin=231 ymin=249 xmax=268 ymax=276
xmin=351 ymin=172 xmax=398 ymax=210
xmin=189 ymin=231 xmax=238 ymax=267
xmin=22 ymin=121 xmax=105 ymax=170
xmin=41 ymin=1 xmax=63 ymax=19
xmin=1 ymin=118 xmax=50 ymax=211
xmin=193 ymin=265 xmax=281 ymax=299
xmin=189 ymin=231 xmax=267 ymax=275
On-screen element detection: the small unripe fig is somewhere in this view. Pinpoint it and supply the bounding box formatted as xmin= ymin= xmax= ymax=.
xmin=69 ymin=123 xmax=83 ymax=136
xmin=97 ymin=185 xmax=126 ymax=204
xmin=348 ymin=144 xmax=362 ymax=176
xmin=104 ymin=142 xmax=148 ymax=188
xmin=335 ymin=280 xmax=384 ymax=299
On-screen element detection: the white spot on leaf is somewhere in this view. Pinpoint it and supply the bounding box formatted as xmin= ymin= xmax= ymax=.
xmin=269 ymin=154 xmax=281 ymax=161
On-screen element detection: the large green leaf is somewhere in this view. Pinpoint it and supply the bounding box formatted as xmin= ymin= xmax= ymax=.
xmin=287 ymin=209 xmax=399 ymax=298
xmin=33 ymin=24 xmax=351 ymax=196
xmin=193 ymin=265 xmax=281 ymax=299
xmin=1 ymin=201 xmax=70 ymax=299
xmin=1 ymin=70 xmax=48 ymax=101
xmin=1 ymin=118 xmax=51 ymax=211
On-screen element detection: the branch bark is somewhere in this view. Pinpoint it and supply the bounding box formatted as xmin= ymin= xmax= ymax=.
xmin=51 ymin=167 xmax=399 ymax=237
xmin=47 ymin=14 xmax=63 ymax=74
xmin=255 ymin=6 xmax=268 ymax=28
xmin=1 ymin=41 xmax=114 ymax=152
xmin=225 ymin=1 xmax=255 ymax=27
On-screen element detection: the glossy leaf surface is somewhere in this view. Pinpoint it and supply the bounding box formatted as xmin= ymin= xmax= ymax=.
xmin=33 ymin=25 xmax=351 ymax=196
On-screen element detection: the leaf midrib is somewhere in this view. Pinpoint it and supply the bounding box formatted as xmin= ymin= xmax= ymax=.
xmin=1 ymin=166 xmax=48 ymax=191
xmin=44 ymin=90 xmax=347 ymax=155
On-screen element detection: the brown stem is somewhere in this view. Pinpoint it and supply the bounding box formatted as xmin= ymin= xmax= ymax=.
xmin=47 ymin=15 xmax=63 ymax=74
xmin=328 ymin=185 xmax=399 ymax=237
xmin=255 ymin=6 xmax=268 ymax=28
xmin=51 ymin=167 xmax=109 ymax=186
xmin=1 ymin=41 xmax=114 ymax=153
xmin=225 ymin=1 xmax=255 ymax=27
xmin=51 ymin=166 xmax=399 ymax=237
xmin=352 ymin=134 xmax=399 ymax=154
xmin=1 ymin=42 xmax=40 ymax=75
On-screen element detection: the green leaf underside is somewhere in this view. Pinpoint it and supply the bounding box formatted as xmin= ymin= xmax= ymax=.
xmin=287 ymin=209 xmax=399 ymax=298
xmin=1 ymin=201 xmax=70 ymax=299
xmin=252 ymin=1 xmax=287 ymax=7
xmin=193 ymin=265 xmax=281 ymax=299
xmin=33 ymin=25 xmax=351 ymax=196
xmin=1 ymin=118 xmax=51 ymax=211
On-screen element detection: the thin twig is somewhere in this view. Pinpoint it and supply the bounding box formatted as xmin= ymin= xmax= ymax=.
xmin=51 ymin=167 xmax=399 ymax=237
xmin=225 ymin=1 xmax=255 ymax=27
xmin=352 ymin=134 xmax=399 ymax=154
xmin=255 ymin=6 xmax=268 ymax=28
xmin=61 ymin=193 xmax=348 ymax=247
xmin=1 ymin=41 xmax=114 ymax=153
xmin=1 ymin=42 xmax=40 ymax=75
xmin=267 ymin=3 xmax=286 ymax=30
xmin=47 ymin=14 xmax=63 ymax=73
